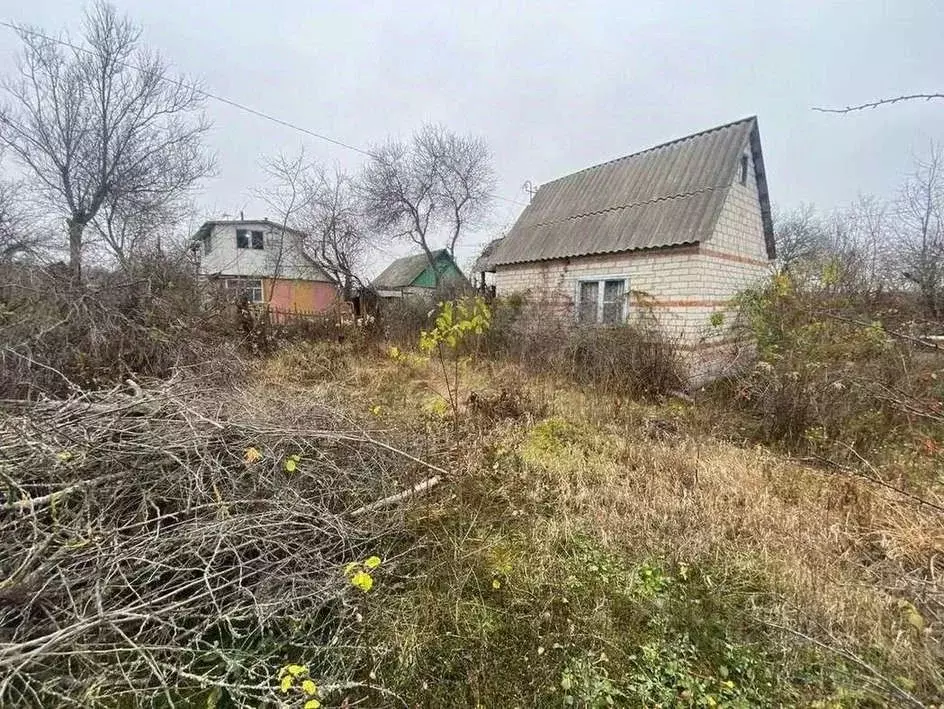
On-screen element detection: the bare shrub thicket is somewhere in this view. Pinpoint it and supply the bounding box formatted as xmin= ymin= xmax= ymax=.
xmin=484 ymin=295 xmax=685 ymax=397
xmin=377 ymin=295 xmax=435 ymax=346
xmin=0 ymin=258 xmax=234 ymax=399
xmin=0 ymin=380 xmax=414 ymax=707
xmin=732 ymin=273 xmax=944 ymax=472
xmin=775 ymin=144 xmax=944 ymax=320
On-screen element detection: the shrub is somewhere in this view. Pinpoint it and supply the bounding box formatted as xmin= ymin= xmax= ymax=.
xmin=731 ymin=272 xmax=944 ymax=467
xmin=484 ymin=295 xmax=685 ymax=397
xmin=0 ymin=259 xmax=235 ymax=398
xmin=377 ymin=295 xmax=434 ymax=345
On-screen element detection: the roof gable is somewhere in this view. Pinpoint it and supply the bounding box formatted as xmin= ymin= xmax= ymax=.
xmin=492 ymin=117 xmax=774 ymax=266
xmin=372 ymin=249 xmax=463 ymax=289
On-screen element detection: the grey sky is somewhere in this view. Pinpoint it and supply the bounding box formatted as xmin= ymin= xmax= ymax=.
xmin=1 ymin=0 xmax=942 ymax=274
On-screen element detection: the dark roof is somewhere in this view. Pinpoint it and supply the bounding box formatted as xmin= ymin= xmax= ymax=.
xmin=192 ymin=218 xmax=309 ymax=242
xmin=372 ymin=249 xmax=451 ymax=289
xmin=472 ymin=238 xmax=504 ymax=273
xmin=490 ymin=117 xmax=775 ymax=266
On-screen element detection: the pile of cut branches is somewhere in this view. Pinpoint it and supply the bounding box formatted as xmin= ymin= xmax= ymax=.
xmin=0 ymin=379 xmax=420 ymax=707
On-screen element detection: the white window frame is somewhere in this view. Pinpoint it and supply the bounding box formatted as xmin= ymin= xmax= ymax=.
xmin=223 ymin=277 xmax=264 ymax=304
xmin=574 ymin=275 xmax=629 ymax=325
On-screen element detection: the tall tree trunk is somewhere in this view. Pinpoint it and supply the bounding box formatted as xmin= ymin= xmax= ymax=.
xmin=67 ymin=217 xmax=84 ymax=284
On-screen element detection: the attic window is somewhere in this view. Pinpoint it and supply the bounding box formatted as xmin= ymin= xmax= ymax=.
xmin=739 ymin=154 xmax=749 ymax=185
xmin=236 ymin=229 xmax=264 ymax=250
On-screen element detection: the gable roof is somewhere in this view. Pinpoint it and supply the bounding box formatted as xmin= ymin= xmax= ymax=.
xmin=472 ymin=238 xmax=504 ymax=273
xmin=372 ymin=249 xmax=457 ymax=289
xmin=491 ymin=116 xmax=775 ymax=267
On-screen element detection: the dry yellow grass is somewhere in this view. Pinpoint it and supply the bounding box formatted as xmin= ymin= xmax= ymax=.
xmin=261 ymin=343 xmax=944 ymax=703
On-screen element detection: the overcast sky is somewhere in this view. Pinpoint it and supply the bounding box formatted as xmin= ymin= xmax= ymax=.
xmin=1 ymin=0 xmax=942 ymax=273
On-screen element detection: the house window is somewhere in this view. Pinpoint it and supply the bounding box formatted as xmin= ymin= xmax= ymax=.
xmin=224 ymin=278 xmax=264 ymax=304
xmin=602 ymin=279 xmax=626 ymax=324
xmin=577 ymin=277 xmax=627 ymax=324
xmin=203 ymin=234 xmax=212 ymax=255
xmin=739 ymin=154 xmax=749 ymax=185
xmin=236 ymin=229 xmax=264 ymax=250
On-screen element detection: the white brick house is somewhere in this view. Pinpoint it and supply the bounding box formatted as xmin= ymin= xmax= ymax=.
xmin=483 ymin=116 xmax=775 ymax=382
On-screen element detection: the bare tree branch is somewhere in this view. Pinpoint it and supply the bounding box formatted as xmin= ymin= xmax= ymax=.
xmin=360 ymin=124 xmax=494 ymax=285
xmin=813 ymin=93 xmax=944 ymax=114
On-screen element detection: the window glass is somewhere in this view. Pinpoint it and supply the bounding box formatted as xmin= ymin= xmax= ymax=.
xmin=203 ymin=234 xmax=212 ymax=255
xmin=251 ymin=230 xmax=264 ymax=249
xmin=578 ymin=281 xmax=599 ymax=323
xmin=602 ymin=280 xmax=625 ymax=324
xmin=236 ymin=229 xmax=249 ymax=249
xmin=225 ymin=278 xmax=264 ymax=303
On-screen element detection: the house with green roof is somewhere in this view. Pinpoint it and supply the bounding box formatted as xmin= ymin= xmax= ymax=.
xmin=371 ymin=249 xmax=468 ymax=297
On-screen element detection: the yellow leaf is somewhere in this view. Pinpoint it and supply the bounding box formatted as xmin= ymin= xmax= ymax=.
xmin=492 ymin=578 xmax=501 ymax=590
xmin=900 ymin=601 xmax=925 ymax=631
xmin=284 ymin=458 xmax=297 ymax=473
xmin=363 ymin=555 xmax=382 ymax=569
xmin=350 ymin=570 xmax=374 ymax=592
xmin=244 ymin=447 xmax=262 ymax=464
xmin=56 ymin=450 xmax=73 ymax=462
xmin=287 ymin=664 xmax=307 ymax=677
xmin=344 ymin=562 xmax=360 ymax=577
xmin=279 ymin=675 xmax=293 ymax=693
xmin=304 ymin=700 xmax=321 ymax=709
xmin=301 ymin=678 xmax=318 ymax=696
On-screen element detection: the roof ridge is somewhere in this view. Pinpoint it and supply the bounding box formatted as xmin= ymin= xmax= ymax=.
xmin=540 ymin=116 xmax=757 ymax=188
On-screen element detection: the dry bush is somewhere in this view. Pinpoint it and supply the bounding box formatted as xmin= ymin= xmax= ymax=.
xmin=484 ymin=295 xmax=685 ymax=397
xmin=236 ymin=304 xmax=381 ymax=357
xmin=0 ymin=260 xmax=235 ymax=399
xmin=0 ymin=379 xmax=418 ymax=707
xmin=730 ymin=274 xmax=944 ymax=472
xmin=377 ymin=295 xmax=433 ymax=345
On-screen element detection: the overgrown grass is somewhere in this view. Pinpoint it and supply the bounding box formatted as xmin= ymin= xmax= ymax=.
xmin=262 ymin=343 xmax=942 ymax=706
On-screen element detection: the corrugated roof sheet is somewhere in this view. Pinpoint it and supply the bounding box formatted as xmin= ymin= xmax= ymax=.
xmin=491 ymin=116 xmax=774 ymax=266
xmin=372 ymin=249 xmax=450 ymax=289
xmin=472 ymin=238 xmax=504 ymax=273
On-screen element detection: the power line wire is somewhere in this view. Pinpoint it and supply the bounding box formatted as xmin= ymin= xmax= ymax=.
xmin=0 ymin=19 xmax=529 ymax=208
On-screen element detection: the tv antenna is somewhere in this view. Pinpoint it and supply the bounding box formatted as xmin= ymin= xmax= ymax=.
xmin=522 ymin=180 xmax=538 ymax=203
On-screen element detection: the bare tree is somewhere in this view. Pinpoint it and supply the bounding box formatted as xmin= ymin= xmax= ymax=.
xmin=257 ymin=151 xmax=309 ymax=282
xmin=0 ymin=2 xmax=212 ymax=282
xmin=259 ymin=150 xmax=370 ymax=299
xmin=896 ymin=144 xmax=944 ymax=317
xmin=88 ymin=190 xmax=187 ymax=270
xmin=360 ymin=124 xmax=494 ymax=283
xmin=773 ymin=203 xmax=827 ymax=270
xmin=307 ymin=167 xmax=367 ymax=299
xmin=844 ymin=194 xmax=893 ymax=294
